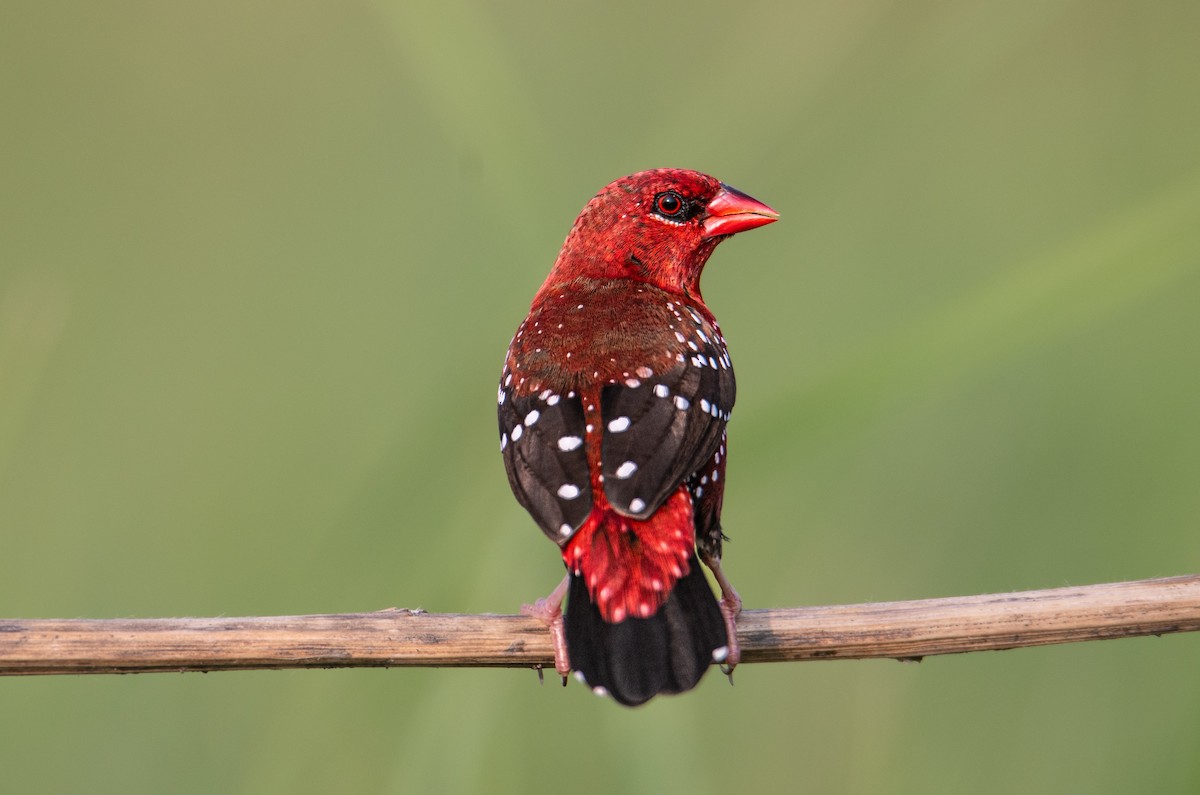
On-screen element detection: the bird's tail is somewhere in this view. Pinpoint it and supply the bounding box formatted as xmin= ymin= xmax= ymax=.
xmin=564 ymin=551 xmax=727 ymax=707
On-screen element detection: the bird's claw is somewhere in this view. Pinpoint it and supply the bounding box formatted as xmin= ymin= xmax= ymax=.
xmin=701 ymin=552 xmax=743 ymax=681
xmin=521 ymin=575 xmax=572 ymax=679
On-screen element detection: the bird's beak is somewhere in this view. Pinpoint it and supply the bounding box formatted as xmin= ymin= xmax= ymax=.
xmin=702 ymin=184 xmax=779 ymax=238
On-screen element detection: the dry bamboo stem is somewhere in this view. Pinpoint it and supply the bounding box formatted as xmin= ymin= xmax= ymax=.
xmin=2 ymin=575 xmax=1198 ymax=676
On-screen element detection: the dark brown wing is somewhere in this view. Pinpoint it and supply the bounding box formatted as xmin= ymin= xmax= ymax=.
xmin=599 ymin=330 xmax=735 ymax=519
xmin=499 ymin=380 xmax=591 ymax=544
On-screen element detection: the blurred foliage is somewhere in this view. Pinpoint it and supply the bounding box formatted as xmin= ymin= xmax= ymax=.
xmin=2 ymin=1 xmax=1199 ymax=793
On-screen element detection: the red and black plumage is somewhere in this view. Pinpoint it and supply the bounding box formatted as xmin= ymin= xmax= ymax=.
xmin=498 ymin=169 xmax=777 ymax=706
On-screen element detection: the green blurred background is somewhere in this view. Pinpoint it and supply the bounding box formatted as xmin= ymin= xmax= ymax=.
xmin=3 ymin=1 xmax=1199 ymax=792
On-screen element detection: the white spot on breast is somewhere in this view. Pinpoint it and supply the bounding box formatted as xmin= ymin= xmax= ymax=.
xmin=524 ymin=410 xmax=540 ymax=426
xmin=696 ymin=329 xmax=710 ymax=343
xmin=510 ymin=425 xmax=523 ymax=442
xmin=694 ymin=486 xmax=703 ymax=497
xmin=674 ymin=331 xmax=686 ymax=343
xmin=557 ymin=483 xmax=581 ymax=499
xmin=638 ymin=603 xmax=653 ymax=617
xmin=629 ymin=497 xmax=646 ymax=512
xmin=497 ymin=386 xmax=505 ymax=405
xmin=539 ymin=389 xmax=552 ymax=400
xmin=558 ymin=435 xmax=583 ymax=451
xmin=674 ymin=395 xmax=690 ymax=410
xmin=624 ymin=378 xmax=641 ymax=388
xmin=547 ymin=394 xmax=560 ymax=406
xmin=615 ymin=461 xmax=638 ymax=479
xmin=500 ymin=433 xmax=507 ymax=451
xmin=687 ymin=340 xmax=699 ymax=351
xmin=708 ymin=356 xmax=718 ymax=369
xmin=636 ymin=366 xmax=653 ymax=378
xmin=607 ymin=416 xmax=631 ymax=433
xmin=654 ymin=384 xmax=670 ymax=398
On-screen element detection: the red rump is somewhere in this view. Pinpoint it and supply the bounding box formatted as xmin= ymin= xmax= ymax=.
xmin=563 ymin=488 xmax=696 ymax=624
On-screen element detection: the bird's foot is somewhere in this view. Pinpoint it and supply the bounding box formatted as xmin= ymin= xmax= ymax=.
xmin=521 ymin=575 xmax=571 ymax=683
xmin=700 ymin=552 xmax=742 ymax=682
xmin=716 ymin=586 xmax=742 ymax=681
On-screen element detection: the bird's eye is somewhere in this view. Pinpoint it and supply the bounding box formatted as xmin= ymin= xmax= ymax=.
xmin=654 ymin=192 xmax=685 ymax=217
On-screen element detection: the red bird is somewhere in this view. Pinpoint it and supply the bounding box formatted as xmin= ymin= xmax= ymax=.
xmin=499 ymin=169 xmax=777 ymax=706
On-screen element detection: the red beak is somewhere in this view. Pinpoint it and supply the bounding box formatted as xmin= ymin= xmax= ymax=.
xmin=702 ymin=184 xmax=779 ymax=238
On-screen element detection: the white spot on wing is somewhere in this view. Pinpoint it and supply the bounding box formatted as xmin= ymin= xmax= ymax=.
xmin=557 ymin=483 xmax=581 ymax=500
xmin=607 ymin=416 xmax=631 ymax=433
xmin=558 ymin=435 xmax=582 ymax=451
xmin=524 ymin=410 xmax=540 ymax=426
xmin=615 ymin=461 xmax=638 ymax=479
xmin=629 ymin=497 xmax=646 ymax=512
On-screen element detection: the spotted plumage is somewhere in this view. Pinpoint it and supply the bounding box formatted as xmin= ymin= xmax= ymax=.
xmin=499 ymin=168 xmax=777 ymax=706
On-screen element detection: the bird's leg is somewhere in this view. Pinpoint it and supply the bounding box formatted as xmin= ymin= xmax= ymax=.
xmin=521 ymin=574 xmax=571 ymax=684
xmin=699 ymin=550 xmax=742 ymax=680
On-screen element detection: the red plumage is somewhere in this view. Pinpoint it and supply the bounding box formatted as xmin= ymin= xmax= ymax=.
xmin=499 ymin=169 xmax=777 ymax=705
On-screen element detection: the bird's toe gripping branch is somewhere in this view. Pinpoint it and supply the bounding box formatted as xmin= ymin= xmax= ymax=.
xmin=700 ymin=550 xmax=743 ymax=680
xmin=521 ymin=574 xmax=572 ymax=684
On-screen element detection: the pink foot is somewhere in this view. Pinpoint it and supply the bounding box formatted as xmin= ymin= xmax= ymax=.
xmin=701 ymin=552 xmax=742 ymax=681
xmin=521 ymin=575 xmax=571 ymax=684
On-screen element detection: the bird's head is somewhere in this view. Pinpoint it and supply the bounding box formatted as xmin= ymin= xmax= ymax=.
xmin=542 ymin=168 xmax=778 ymax=299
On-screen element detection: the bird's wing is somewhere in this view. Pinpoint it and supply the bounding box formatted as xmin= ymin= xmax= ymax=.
xmin=599 ymin=336 xmax=735 ymax=519
xmin=499 ymin=383 xmax=592 ymax=544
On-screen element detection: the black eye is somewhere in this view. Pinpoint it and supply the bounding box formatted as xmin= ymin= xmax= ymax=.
xmin=654 ymin=191 xmax=684 ymax=217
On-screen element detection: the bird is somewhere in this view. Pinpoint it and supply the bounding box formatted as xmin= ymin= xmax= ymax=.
xmin=498 ymin=168 xmax=777 ymax=706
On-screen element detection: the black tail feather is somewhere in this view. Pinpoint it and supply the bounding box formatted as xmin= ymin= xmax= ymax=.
xmin=565 ymin=555 xmax=727 ymax=707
